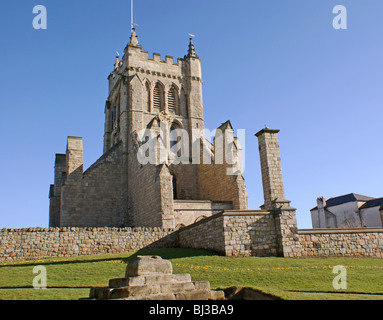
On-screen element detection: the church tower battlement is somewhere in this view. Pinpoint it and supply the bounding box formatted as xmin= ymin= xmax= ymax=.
xmin=49 ymin=29 xmax=248 ymax=229
xmin=104 ymin=30 xmax=204 ymax=154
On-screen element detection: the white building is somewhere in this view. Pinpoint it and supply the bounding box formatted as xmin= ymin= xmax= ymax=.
xmin=310 ymin=193 xmax=383 ymax=228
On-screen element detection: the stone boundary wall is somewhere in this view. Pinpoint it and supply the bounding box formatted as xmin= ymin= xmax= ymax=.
xmin=0 ymin=227 xmax=178 ymax=262
xmin=2 ymin=224 xmax=382 ymax=262
xmin=178 ymin=210 xmax=279 ymax=257
xmin=178 ymin=212 xmax=226 ymax=254
xmin=296 ymin=228 xmax=383 ymax=258
xmin=179 ymin=213 xmax=383 ymax=258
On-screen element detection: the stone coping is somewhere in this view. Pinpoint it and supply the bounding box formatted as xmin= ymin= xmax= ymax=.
xmin=178 ymin=210 xmax=272 ymax=232
xmin=173 ymin=200 xmax=232 ymax=204
xmin=83 ymin=141 xmax=122 ymax=178
xmin=255 ymin=128 xmax=280 ymax=137
xmin=0 ymin=227 xmax=177 ymax=233
xmin=298 ymin=228 xmax=383 ymax=235
xmin=221 ymin=210 xmax=272 ymax=216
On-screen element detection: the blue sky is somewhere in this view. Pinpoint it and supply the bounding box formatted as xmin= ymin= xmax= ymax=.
xmin=0 ymin=0 xmax=382 ymax=229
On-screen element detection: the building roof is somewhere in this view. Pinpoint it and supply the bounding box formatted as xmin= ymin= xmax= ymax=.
xmin=360 ymin=197 xmax=383 ymax=210
xmin=217 ymin=120 xmax=233 ymax=132
xmin=310 ymin=193 xmax=376 ymax=211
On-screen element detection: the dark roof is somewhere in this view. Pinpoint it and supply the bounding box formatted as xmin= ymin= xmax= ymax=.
xmin=217 ymin=120 xmax=233 ymax=132
xmin=310 ymin=193 xmax=376 ymax=211
xmin=360 ymin=197 xmax=383 ymax=210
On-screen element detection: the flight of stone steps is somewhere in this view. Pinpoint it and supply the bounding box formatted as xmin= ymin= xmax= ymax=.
xmin=88 ymin=255 xmax=225 ymax=300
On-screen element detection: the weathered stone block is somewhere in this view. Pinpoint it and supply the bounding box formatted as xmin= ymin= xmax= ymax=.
xmin=90 ymin=287 xmax=113 ymax=300
xmin=143 ymin=273 xmax=191 ymax=285
xmin=210 ymin=290 xmax=226 ymax=300
xmin=175 ymin=290 xmax=212 ymax=301
xmin=109 ymin=284 xmax=160 ymax=299
xmin=141 ymin=293 xmax=177 ymax=301
xmin=193 ymin=281 xmax=210 ymax=291
xmin=159 ymin=282 xmax=195 ymax=294
xmin=125 ymin=256 xmax=173 ymax=277
xmin=109 ymin=277 xmax=145 ymax=288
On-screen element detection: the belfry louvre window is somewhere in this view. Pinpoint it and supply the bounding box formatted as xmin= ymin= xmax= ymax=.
xmin=145 ymin=82 xmax=151 ymax=112
xmin=153 ymin=84 xmax=163 ymax=110
xmin=168 ymin=87 xmax=177 ymax=113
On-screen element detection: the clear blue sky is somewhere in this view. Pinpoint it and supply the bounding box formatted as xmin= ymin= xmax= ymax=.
xmin=0 ymin=0 xmax=382 ymax=229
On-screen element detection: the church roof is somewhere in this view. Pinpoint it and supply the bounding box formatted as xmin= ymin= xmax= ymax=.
xmin=359 ymin=197 xmax=383 ymax=210
xmin=217 ymin=120 xmax=233 ymax=132
xmin=310 ymin=193 xmax=375 ymax=211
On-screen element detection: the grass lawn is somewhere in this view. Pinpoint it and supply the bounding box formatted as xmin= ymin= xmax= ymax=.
xmin=0 ymin=248 xmax=383 ymax=300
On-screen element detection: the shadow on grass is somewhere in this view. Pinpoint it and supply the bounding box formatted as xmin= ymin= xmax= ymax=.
xmin=0 ymin=286 xmax=93 ymax=289
xmin=0 ymin=248 xmax=219 ymax=268
xmin=125 ymin=248 xmax=220 ymax=262
xmin=287 ymin=289 xmax=383 ymax=296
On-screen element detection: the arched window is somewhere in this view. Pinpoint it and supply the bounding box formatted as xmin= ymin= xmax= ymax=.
xmin=180 ymin=88 xmax=188 ymax=118
xmin=170 ymin=123 xmax=182 ymax=158
xmin=168 ymin=85 xmax=179 ymax=115
xmin=170 ymin=125 xmax=178 ymax=150
xmin=144 ymin=82 xmax=151 ymax=112
xmin=172 ymin=174 xmax=178 ymax=199
xmin=153 ymin=82 xmax=164 ymax=111
xmin=115 ymin=96 xmax=120 ymax=126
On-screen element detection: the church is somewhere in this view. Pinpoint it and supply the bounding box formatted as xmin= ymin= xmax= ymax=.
xmin=49 ymin=29 xmax=248 ymax=229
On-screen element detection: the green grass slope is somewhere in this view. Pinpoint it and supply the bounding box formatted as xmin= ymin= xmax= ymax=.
xmin=0 ymin=248 xmax=383 ymax=300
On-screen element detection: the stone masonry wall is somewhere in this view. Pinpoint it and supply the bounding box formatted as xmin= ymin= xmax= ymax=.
xmin=223 ymin=211 xmax=279 ymax=257
xmin=1 ymin=225 xmax=383 ymax=262
xmin=0 ymin=227 xmax=177 ymax=262
xmin=296 ymin=228 xmax=383 ymax=258
xmin=179 ymin=212 xmax=383 ymax=258
xmin=60 ymin=142 xmax=124 ymax=227
xmin=198 ymin=162 xmax=248 ymax=211
xmin=178 ymin=211 xmax=279 ymax=257
xmin=178 ymin=214 xmax=226 ymax=254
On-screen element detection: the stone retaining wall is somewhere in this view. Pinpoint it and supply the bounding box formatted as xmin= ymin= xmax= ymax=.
xmin=178 ymin=213 xmax=226 ymax=254
xmin=1 ymin=223 xmax=383 ymax=262
xmin=297 ymin=228 xmax=383 ymax=258
xmin=178 ymin=211 xmax=279 ymax=257
xmin=179 ymin=213 xmax=383 ymax=258
xmin=0 ymin=227 xmax=177 ymax=262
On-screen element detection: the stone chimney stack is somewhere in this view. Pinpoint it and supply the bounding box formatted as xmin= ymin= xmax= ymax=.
xmin=66 ymin=136 xmax=83 ymax=179
xmin=255 ymin=128 xmax=285 ymax=211
xmin=317 ymin=197 xmax=327 ymax=228
xmin=256 ymin=128 xmax=300 ymax=257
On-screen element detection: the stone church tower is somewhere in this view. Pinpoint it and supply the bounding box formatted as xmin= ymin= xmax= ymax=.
xmin=49 ymin=29 xmax=248 ymax=229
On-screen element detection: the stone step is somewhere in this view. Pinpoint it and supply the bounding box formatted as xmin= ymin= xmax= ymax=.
xmin=89 ymin=256 xmax=223 ymax=301
xmin=91 ymin=281 xmax=211 ymax=300
xmin=210 ymin=290 xmax=226 ymax=300
xmin=112 ymin=290 xmax=226 ymax=301
xmin=174 ymin=290 xmax=212 ymax=301
xmin=116 ymin=293 xmax=177 ymax=301
xmin=89 ymin=287 xmax=113 ymax=300
xmin=117 ymin=290 xmax=216 ymax=301
xmin=109 ymin=273 xmax=192 ymax=288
